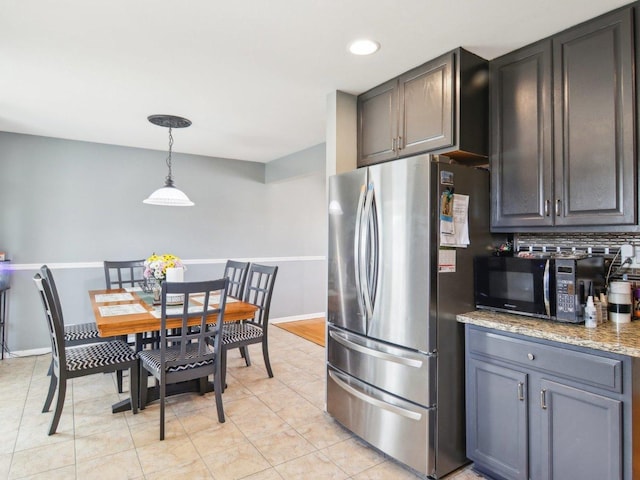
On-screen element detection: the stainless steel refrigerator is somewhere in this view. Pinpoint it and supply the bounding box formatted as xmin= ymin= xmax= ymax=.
xmin=326 ymin=155 xmax=494 ymax=479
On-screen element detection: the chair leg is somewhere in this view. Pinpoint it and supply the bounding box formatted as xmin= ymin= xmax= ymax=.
xmin=221 ymin=348 xmax=228 ymax=393
xmin=139 ymin=362 xmax=146 ymax=410
xmin=130 ymin=364 xmax=139 ymax=414
xmin=48 ymin=376 xmax=66 ymax=435
xmin=43 ymin=371 xmax=58 ymax=413
xmin=198 ymin=376 xmax=207 ymax=395
xmin=241 ymin=346 xmax=252 ymax=367
xmin=262 ymin=341 xmax=274 ymax=378
xmin=159 ymin=381 xmax=165 ymax=440
xmin=116 ymin=370 xmax=124 ymax=394
xmin=213 ymin=365 xmax=225 ymax=423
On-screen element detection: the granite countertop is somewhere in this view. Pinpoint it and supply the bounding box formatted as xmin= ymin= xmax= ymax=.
xmin=457 ymin=310 xmax=640 ymax=358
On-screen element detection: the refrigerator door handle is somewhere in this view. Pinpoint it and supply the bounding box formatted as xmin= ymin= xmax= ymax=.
xmin=328 ymin=369 xmax=423 ymax=421
xmin=361 ymin=182 xmax=375 ymax=321
xmin=354 ymin=183 xmax=367 ymax=318
xmin=329 ymin=329 xmax=425 ymax=368
xmin=369 ymin=184 xmax=379 ymax=314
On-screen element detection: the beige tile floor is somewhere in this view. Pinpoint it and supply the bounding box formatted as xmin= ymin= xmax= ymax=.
xmin=0 ymin=327 xmax=488 ymax=479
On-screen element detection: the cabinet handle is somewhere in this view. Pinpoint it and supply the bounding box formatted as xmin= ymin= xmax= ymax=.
xmin=555 ymin=199 xmax=561 ymax=217
xmin=392 ymin=137 xmax=397 ymax=152
xmin=544 ymin=200 xmax=550 ymax=217
xmin=540 ymin=389 xmax=547 ymax=409
xmin=397 ymin=136 xmax=403 ymax=150
xmin=517 ymin=382 xmax=525 ymax=401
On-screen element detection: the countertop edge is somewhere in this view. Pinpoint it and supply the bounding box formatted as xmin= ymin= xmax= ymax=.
xmin=457 ymin=311 xmax=640 ymax=358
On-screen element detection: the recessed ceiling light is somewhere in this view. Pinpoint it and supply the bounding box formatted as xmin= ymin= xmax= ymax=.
xmin=349 ymin=39 xmax=380 ymax=56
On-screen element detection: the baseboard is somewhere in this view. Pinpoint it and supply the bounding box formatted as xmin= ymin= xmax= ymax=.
xmin=5 ymin=347 xmax=50 ymax=358
xmin=271 ymin=312 xmax=325 ymax=324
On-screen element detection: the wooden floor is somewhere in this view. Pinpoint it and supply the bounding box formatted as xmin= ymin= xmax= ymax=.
xmin=275 ymin=317 xmax=325 ymax=346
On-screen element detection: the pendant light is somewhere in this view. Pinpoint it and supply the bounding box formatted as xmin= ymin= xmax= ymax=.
xmin=143 ymin=114 xmax=195 ymax=206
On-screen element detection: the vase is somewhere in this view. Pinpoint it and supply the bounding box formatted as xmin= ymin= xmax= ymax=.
xmin=152 ymin=281 xmax=162 ymax=303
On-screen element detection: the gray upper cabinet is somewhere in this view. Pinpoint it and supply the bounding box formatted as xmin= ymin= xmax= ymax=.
xmin=357 ymin=79 xmax=398 ymax=166
xmin=490 ymin=41 xmax=553 ymax=228
xmin=552 ymin=8 xmax=635 ymax=226
xmin=491 ymin=6 xmax=636 ymax=231
xmin=358 ymin=48 xmax=488 ymax=167
xmin=397 ymin=53 xmax=453 ymax=158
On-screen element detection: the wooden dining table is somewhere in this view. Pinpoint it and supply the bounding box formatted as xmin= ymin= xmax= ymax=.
xmin=89 ymin=288 xmax=259 ymax=412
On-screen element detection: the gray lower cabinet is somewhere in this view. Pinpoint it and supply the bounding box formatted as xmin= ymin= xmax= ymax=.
xmin=465 ymin=325 xmax=633 ymax=480
xmin=538 ymin=379 xmax=622 ymax=480
xmin=466 ymin=359 xmax=528 ymax=480
xmin=491 ymin=6 xmax=636 ymax=231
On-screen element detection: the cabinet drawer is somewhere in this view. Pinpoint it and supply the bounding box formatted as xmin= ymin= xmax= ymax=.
xmin=327 ymin=366 xmax=434 ymax=476
xmin=327 ymin=326 xmax=435 ymax=407
xmin=467 ymin=327 xmax=622 ymax=393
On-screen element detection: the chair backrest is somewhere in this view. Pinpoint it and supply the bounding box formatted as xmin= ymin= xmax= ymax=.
xmin=33 ymin=267 xmax=66 ymax=376
xmin=104 ymin=260 xmax=146 ymax=289
xmin=159 ymin=278 xmax=229 ymax=371
xmin=223 ymin=260 xmax=250 ymax=299
xmin=39 ymin=265 xmax=64 ymax=322
xmin=243 ymin=264 xmax=278 ymax=329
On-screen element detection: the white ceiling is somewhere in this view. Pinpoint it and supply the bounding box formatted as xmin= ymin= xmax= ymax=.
xmin=0 ymin=0 xmax=632 ymax=163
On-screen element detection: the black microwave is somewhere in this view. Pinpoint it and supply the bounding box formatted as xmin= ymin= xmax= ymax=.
xmin=473 ymin=255 xmax=605 ymax=322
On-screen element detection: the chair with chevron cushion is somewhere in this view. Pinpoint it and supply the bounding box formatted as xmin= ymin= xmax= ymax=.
xmin=223 ymin=260 xmax=250 ymax=299
xmin=41 ymin=265 xmax=107 ymax=347
xmin=33 ymin=267 xmax=139 ymax=435
xmin=42 ymin=265 xmax=118 ymax=386
xmin=138 ymin=278 xmax=228 ymax=440
xmin=220 ymin=264 xmax=278 ymax=392
xmin=103 ymin=259 xmax=146 ymax=289
xmin=103 ymin=259 xmax=147 ymax=392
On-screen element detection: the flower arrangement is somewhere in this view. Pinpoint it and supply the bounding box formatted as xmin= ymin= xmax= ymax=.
xmin=144 ymin=253 xmax=185 ymax=281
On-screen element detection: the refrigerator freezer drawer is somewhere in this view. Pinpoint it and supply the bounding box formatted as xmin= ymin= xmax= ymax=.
xmin=327 ymin=366 xmax=435 ymax=476
xmin=327 ymin=326 xmax=435 ymax=407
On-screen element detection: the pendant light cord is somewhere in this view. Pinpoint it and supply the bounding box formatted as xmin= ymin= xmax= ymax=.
xmin=165 ymin=127 xmax=174 ymax=186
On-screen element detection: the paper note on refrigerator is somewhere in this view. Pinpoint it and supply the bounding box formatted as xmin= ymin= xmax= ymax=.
xmin=439 ymin=249 xmax=456 ymax=273
xmin=440 ymin=194 xmax=470 ymax=247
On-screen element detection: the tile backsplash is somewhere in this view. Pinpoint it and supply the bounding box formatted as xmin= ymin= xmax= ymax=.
xmin=516 ymin=232 xmax=640 ymax=282
xmin=516 ymin=232 xmax=640 ymax=254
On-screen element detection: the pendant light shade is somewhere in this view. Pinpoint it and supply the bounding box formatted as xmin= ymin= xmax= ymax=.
xmin=143 ymin=185 xmax=194 ymax=206
xmin=143 ymin=114 xmax=195 ymax=207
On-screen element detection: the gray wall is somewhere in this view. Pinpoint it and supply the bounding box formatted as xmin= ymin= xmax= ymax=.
xmin=265 ymin=143 xmax=324 ymax=183
xmin=0 ymin=132 xmax=327 ymax=353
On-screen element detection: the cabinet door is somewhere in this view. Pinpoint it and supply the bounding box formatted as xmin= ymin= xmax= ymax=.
xmin=553 ymin=8 xmax=635 ymax=226
xmin=538 ymin=379 xmax=622 ymax=480
xmin=490 ymin=41 xmax=553 ymax=228
xmin=357 ymin=79 xmax=398 ymax=167
xmin=398 ymin=52 xmax=453 ymax=157
xmin=466 ymin=358 xmax=528 ymax=480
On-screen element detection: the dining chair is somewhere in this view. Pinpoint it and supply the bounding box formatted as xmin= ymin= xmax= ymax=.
xmin=223 ymin=260 xmax=251 ymax=361
xmin=220 ymin=264 xmax=278 ymax=392
xmin=103 ymin=259 xmax=146 ymax=393
xmin=41 ymin=265 xmax=117 ymax=382
xmin=104 ymin=259 xmax=146 ymax=289
xmin=224 ymin=260 xmax=250 ymax=299
xmin=40 ymin=265 xmax=107 ymax=347
xmin=33 ymin=267 xmax=138 ymax=435
xmin=138 ymin=278 xmax=229 ymax=440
